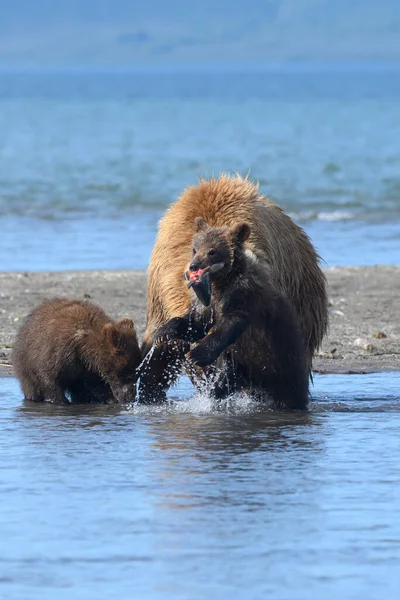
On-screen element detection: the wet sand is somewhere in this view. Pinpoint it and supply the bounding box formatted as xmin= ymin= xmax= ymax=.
xmin=0 ymin=266 xmax=399 ymax=377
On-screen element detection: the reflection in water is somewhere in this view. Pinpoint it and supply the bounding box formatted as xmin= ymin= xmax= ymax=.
xmin=148 ymin=409 xmax=317 ymax=458
xmin=1 ymin=374 xmax=400 ymax=600
xmin=18 ymin=398 xmax=124 ymax=419
xmin=146 ymin=410 xmax=323 ymax=525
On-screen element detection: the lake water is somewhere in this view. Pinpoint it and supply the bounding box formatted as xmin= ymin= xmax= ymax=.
xmin=1 ymin=372 xmax=399 ymax=600
xmin=1 ymin=67 xmax=400 ymax=270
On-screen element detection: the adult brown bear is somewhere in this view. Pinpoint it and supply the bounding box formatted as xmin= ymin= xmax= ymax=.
xmin=139 ymin=175 xmax=328 ymax=408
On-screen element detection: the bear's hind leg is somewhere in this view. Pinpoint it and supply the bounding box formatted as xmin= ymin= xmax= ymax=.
xmin=69 ymin=379 xmax=93 ymax=404
xmin=264 ymin=371 xmax=309 ymax=411
xmin=193 ymin=355 xmax=247 ymax=400
xmin=20 ymin=378 xmax=45 ymax=402
xmin=69 ymin=375 xmax=114 ymax=404
xmin=44 ymin=381 xmax=70 ymax=405
xmin=208 ymin=358 xmax=238 ymax=400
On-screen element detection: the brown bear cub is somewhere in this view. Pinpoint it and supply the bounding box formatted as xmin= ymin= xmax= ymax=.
xmin=12 ymin=298 xmax=142 ymax=405
xmin=152 ymin=218 xmax=310 ymax=410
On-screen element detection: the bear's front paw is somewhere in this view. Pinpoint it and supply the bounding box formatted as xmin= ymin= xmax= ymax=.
xmin=154 ymin=332 xmax=168 ymax=345
xmin=154 ymin=326 xmax=172 ymax=345
xmin=154 ymin=318 xmax=185 ymax=345
xmin=185 ymin=343 xmax=215 ymax=367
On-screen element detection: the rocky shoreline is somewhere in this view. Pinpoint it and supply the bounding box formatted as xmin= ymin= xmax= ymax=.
xmin=1 ymin=266 xmax=399 ymax=378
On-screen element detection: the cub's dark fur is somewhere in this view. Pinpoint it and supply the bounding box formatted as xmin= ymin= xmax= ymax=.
xmin=152 ymin=218 xmax=309 ymax=410
xmin=12 ymin=298 xmax=141 ymax=404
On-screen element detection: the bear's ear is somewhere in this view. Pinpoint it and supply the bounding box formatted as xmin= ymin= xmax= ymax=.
xmin=102 ymin=323 xmax=121 ymax=349
xmin=118 ymin=317 xmax=135 ymax=332
xmin=230 ymin=222 xmax=251 ymax=244
xmin=118 ymin=318 xmax=138 ymax=344
xmin=194 ymin=216 xmax=209 ymax=232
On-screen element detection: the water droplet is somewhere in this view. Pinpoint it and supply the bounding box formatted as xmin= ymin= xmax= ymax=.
xmin=135 ymin=344 xmax=156 ymax=402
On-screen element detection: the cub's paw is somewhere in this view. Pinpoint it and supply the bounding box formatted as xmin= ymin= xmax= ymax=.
xmin=185 ymin=344 xmax=214 ymax=367
xmin=154 ymin=326 xmax=172 ymax=345
xmin=154 ymin=318 xmax=183 ymax=345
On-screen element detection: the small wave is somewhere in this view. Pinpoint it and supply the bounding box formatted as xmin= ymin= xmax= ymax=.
xmin=124 ymin=393 xmax=400 ymax=416
xmin=312 ymin=401 xmax=400 ymax=412
xmin=322 ymin=162 xmax=341 ymax=174
xmin=87 ymin=182 xmax=122 ymax=192
xmin=317 ymin=210 xmax=355 ymax=221
xmin=289 ymin=209 xmax=356 ymax=222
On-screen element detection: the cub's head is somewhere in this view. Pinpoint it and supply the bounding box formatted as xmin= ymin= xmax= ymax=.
xmin=101 ymin=318 xmax=142 ymax=403
xmin=184 ymin=217 xmax=251 ymax=306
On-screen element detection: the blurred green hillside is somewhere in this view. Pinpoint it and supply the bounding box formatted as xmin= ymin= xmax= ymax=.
xmin=1 ymin=0 xmax=399 ymax=67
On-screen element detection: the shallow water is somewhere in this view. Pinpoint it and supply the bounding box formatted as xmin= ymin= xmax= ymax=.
xmin=1 ymin=372 xmax=400 ymax=599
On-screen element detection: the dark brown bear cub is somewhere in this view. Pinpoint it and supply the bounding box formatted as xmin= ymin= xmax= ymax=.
xmin=152 ymin=218 xmax=309 ymax=410
xmin=12 ymin=298 xmax=142 ymax=405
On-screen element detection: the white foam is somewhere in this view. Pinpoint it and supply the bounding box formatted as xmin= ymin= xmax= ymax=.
xmin=288 ymin=209 xmax=355 ymax=222
xmin=126 ymin=374 xmax=264 ymax=416
xmin=317 ymin=210 xmax=354 ymax=221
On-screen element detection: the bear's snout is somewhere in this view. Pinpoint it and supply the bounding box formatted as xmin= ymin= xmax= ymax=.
xmin=189 ymin=261 xmax=201 ymax=272
xmin=110 ymin=381 xmax=136 ymax=404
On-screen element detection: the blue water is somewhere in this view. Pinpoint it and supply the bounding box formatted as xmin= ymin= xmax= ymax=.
xmin=1 ymin=68 xmax=400 ymax=271
xmin=1 ymin=372 xmax=399 ymax=600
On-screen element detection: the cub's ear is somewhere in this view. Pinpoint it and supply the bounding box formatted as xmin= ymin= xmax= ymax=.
xmin=194 ymin=216 xmax=209 ymax=232
xmin=118 ymin=318 xmax=138 ymax=344
xmin=118 ymin=317 xmax=135 ymax=332
xmin=102 ymin=323 xmax=121 ymax=349
xmin=230 ymin=222 xmax=251 ymax=244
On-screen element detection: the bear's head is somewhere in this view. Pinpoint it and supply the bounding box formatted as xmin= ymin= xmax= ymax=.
xmin=184 ymin=217 xmax=251 ymax=306
xmin=100 ymin=318 xmax=142 ymax=403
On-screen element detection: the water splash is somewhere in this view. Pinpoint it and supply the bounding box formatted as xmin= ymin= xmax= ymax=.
xmin=135 ymin=339 xmax=187 ymax=403
xmin=135 ymin=344 xmax=156 ymax=403
xmin=187 ymin=306 xmax=195 ymax=339
xmin=127 ymin=383 xmax=260 ymax=416
xmin=209 ymin=306 xmax=214 ymax=323
xmin=137 ymin=343 xmax=156 ymax=373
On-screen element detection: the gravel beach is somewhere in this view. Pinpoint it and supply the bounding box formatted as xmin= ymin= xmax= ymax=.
xmin=0 ymin=266 xmax=399 ymax=377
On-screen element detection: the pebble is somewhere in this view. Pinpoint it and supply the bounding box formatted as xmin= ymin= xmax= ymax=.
xmin=329 ymin=309 xmax=345 ymax=316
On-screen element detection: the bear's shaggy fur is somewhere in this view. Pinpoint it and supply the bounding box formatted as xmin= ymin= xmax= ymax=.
xmin=12 ymin=298 xmax=141 ymax=404
xmin=139 ymin=175 xmax=328 ymax=406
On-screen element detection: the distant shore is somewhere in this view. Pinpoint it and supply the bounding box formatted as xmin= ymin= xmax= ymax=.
xmin=1 ymin=266 xmax=399 ymax=378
